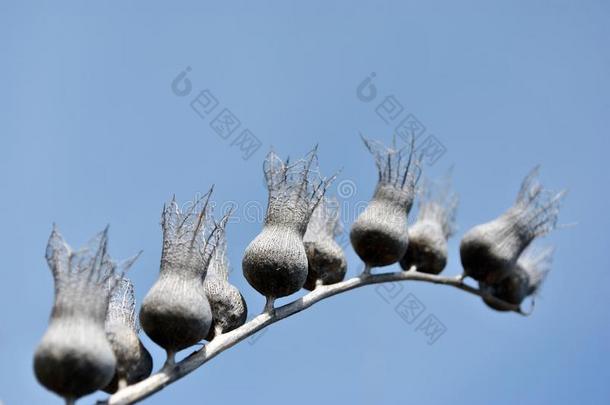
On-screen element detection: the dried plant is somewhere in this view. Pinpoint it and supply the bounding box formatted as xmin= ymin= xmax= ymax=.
xmin=479 ymin=246 xmax=553 ymax=311
xmin=204 ymin=233 xmax=248 ymax=340
xmin=140 ymin=188 xmax=229 ymax=363
xmin=34 ymin=226 xmax=138 ymax=404
xmin=350 ymin=136 xmax=421 ymax=269
xmin=103 ymin=277 xmax=152 ymax=393
xmin=32 ymin=138 xmax=567 ymax=405
xmin=400 ymin=173 xmax=458 ymax=274
xmin=303 ymin=196 xmax=347 ymax=290
xmin=242 ymin=147 xmax=335 ymax=310
xmin=460 ymin=167 xmax=565 ymax=283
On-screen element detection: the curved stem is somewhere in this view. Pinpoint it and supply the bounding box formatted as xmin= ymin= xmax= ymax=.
xmin=99 ymin=269 xmax=523 ymax=405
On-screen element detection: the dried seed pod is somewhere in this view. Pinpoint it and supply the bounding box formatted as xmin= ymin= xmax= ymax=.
xmin=33 ymin=227 xmax=137 ymax=402
xmin=400 ymin=175 xmax=458 ymax=274
xmin=303 ymin=196 xmax=347 ymax=290
xmin=350 ymin=136 xmax=420 ymax=267
xmin=140 ymin=189 xmax=228 ymax=359
xmin=460 ymin=167 xmax=565 ymax=283
xmin=204 ymin=234 xmax=248 ymax=340
xmin=242 ymin=147 xmax=335 ymax=304
xmin=479 ymin=246 xmax=553 ymax=311
xmin=103 ymin=277 xmax=153 ymax=393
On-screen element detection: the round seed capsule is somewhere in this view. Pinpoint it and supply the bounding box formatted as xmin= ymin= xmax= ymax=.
xmin=204 ymin=235 xmax=248 ymax=340
xmin=460 ymin=167 xmax=565 ymax=283
xmin=140 ymin=189 xmax=228 ymax=358
xmin=33 ymin=227 xmax=137 ymax=402
xmin=303 ymin=197 xmax=347 ymax=290
xmin=480 ymin=246 xmax=553 ymax=311
xmin=103 ymin=277 xmax=153 ymax=393
xmin=243 ymin=147 xmax=335 ymax=304
xmin=400 ymin=176 xmax=458 ymax=274
xmin=350 ymin=136 xmax=420 ymax=267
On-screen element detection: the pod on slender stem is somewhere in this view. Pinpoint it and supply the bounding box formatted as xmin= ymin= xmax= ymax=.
xmin=140 ymin=188 xmax=228 ymax=363
xmin=350 ymin=136 xmax=420 ymax=269
xmin=460 ymin=167 xmax=565 ymax=283
xmin=204 ymin=233 xmax=248 ymax=340
xmin=33 ymin=227 xmax=137 ymax=404
xmin=242 ymin=147 xmax=335 ymax=309
xmin=400 ymin=175 xmax=458 ymax=274
xmin=479 ymin=246 xmax=553 ymax=311
xmin=303 ymin=196 xmax=347 ymax=290
xmin=103 ymin=277 xmax=153 ymax=393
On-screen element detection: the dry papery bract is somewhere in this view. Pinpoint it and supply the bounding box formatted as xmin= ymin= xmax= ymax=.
xmin=350 ymin=136 xmax=421 ymax=268
xmin=106 ymin=277 xmax=139 ymax=329
xmin=103 ymin=277 xmax=153 ymax=393
xmin=400 ymin=174 xmax=459 ymax=274
xmin=34 ymin=227 xmax=138 ymax=402
xmin=140 ymin=188 xmax=230 ymax=361
xmin=204 ymin=233 xmax=248 ymax=340
xmin=160 ymin=188 xmax=225 ymax=277
xmin=480 ymin=246 xmax=553 ymax=311
xmin=303 ymin=196 xmax=347 ymax=290
xmin=243 ymin=147 xmax=336 ymax=306
xmin=263 ymin=146 xmax=335 ymax=232
xmin=459 ymin=166 xmax=565 ymax=284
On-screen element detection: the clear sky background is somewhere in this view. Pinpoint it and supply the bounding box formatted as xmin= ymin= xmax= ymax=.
xmin=1 ymin=1 xmax=609 ymax=404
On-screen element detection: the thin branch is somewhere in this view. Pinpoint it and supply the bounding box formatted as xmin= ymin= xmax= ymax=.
xmin=99 ymin=269 xmax=523 ymax=405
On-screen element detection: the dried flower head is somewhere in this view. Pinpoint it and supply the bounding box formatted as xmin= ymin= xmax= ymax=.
xmin=103 ymin=277 xmax=153 ymax=393
xmin=400 ymin=174 xmax=458 ymax=274
xmin=415 ymin=174 xmax=458 ymax=238
xmin=363 ymin=135 xmax=421 ymax=194
xmin=303 ymin=196 xmax=347 ymax=290
xmin=480 ymin=246 xmax=553 ymax=311
xmin=141 ymin=188 xmax=229 ymax=357
xmin=350 ymin=136 xmax=421 ymax=267
xmin=34 ymin=226 xmax=138 ymax=401
xmin=204 ymin=233 xmax=248 ymax=340
xmin=460 ymin=167 xmax=564 ymax=283
xmin=264 ymin=146 xmax=335 ymax=234
xmin=160 ymin=187 xmax=224 ymax=277
xmin=243 ymin=147 xmax=336 ymax=303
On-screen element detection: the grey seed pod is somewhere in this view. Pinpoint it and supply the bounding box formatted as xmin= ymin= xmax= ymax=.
xmin=400 ymin=175 xmax=458 ymax=274
xmin=140 ymin=188 xmax=229 ymax=357
xmin=480 ymin=246 xmax=553 ymax=311
xmin=243 ymin=147 xmax=335 ymax=303
xmin=103 ymin=277 xmax=153 ymax=393
xmin=33 ymin=226 xmax=137 ymax=402
xmin=303 ymin=197 xmax=347 ymax=290
xmin=350 ymin=136 xmax=421 ymax=267
xmin=204 ymin=234 xmax=248 ymax=340
xmin=460 ymin=167 xmax=565 ymax=283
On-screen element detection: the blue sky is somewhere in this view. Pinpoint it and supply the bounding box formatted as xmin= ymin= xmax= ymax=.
xmin=1 ymin=1 xmax=609 ymax=404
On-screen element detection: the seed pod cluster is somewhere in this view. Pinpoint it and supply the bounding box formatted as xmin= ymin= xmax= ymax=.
xmin=204 ymin=235 xmax=248 ymax=340
xmin=479 ymin=246 xmax=553 ymax=311
xmin=303 ymin=196 xmax=347 ymax=290
xmin=33 ymin=227 xmax=137 ymax=402
xmin=460 ymin=167 xmax=565 ymax=283
xmin=350 ymin=137 xmax=420 ymax=268
xmin=103 ymin=277 xmax=153 ymax=393
xmin=140 ymin=188 xmax=229 ymax=359
xmin=400 ymin=175 xmax=458 ymax=274
xmin=243 ymin=147 xmax=335 ymax=304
